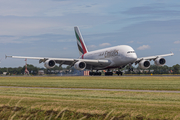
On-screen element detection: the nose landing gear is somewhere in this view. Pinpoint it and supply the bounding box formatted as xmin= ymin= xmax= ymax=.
xmin=128 ymin=63 xmax=134 ymax=72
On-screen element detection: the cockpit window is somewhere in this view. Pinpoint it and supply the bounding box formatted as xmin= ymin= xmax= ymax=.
xmin=127 ymin=51 xmax=135 ymax=53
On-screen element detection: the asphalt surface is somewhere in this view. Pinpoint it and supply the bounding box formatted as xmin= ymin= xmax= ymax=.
xmin=0 ymin=86 xmax=180 ymax=93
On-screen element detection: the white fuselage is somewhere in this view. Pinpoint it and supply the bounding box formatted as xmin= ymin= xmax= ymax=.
xmin=81 ymin=45 xmax=137 ymax=70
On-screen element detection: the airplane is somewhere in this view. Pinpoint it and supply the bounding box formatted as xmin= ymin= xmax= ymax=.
xmin=6 ymin=26 xmax=174 ymax=76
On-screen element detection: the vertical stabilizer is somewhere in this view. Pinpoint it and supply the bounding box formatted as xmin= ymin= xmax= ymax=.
xmin=74 ymin=26 xmax=88 ymax=56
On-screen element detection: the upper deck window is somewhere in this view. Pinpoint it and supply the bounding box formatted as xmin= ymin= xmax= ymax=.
xmin=127 ymin=51 xmax=135 ymax=53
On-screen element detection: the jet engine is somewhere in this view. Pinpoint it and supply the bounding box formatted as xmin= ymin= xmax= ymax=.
xmin=74 ymin=61 xmax=86 ymax=70
xmin=138 ymin=60 xmax=150 ymax=69
xmin=154 ymin=58 xmax=166 ymax=66
xmin=44 ymin=60 xmax=56 ymax=69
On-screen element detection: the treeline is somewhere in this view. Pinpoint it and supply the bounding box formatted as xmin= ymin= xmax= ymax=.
xmin=0 ymin=64 xmax=68 ymax=75
xmin=147 ymin=64 xmax=180 ymax=74
xmin=0 ymin=64 xmax=180 ymax=75
xmin=126 ymin=64 xmax=180 ymax=74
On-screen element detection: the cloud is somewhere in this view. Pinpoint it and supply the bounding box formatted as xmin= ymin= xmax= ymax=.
xmin=57 ymin=39 xmax=75 ymax=42
xmin=122 ymin=4 xmax=180 ymax=16
xmin=0 ymin=35 xmax=22 ymax=43
xmin=0 ymin=0 xmax=73 ymax=17
xmin=99 ymin=43 xmax=111 ymax=47
xmin=128 ymin=41 xmax=134 ymax=43
xmin=86 ymin=5 xmax=92 ymax=8
xmin=88 ymin=45 xmax=96 ymax=48
xmin=63 ymin=47 xmax=67 ymax=50
xmin=137 ymin=45 xmax=150 ymax=50
xmin=137 ymin=41 xmax=143 ymax=44
xmin=174 ymin=40 xmax=180 ymax=44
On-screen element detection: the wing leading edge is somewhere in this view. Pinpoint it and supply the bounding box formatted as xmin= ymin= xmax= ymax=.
xmin=5 ymin=55 xmax=111 ymax=68
xmin=135 ymin=52 xmax=174 ymax=65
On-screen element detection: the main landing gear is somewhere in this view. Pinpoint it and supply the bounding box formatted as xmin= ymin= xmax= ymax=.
xmin=105 ymin=72 xmax=113 ymax=76
xmin=105 ymin=70 xmax=113 ymax=76
xmin=89 ymin=71 xmax=102 ymax=76
xmin=104 ymin=69 xmax=113 ymax=76
xmin=116 ymin=71 xmax=123 ymax=76
xmin=89 ymin=69 xmax=123 ymax=76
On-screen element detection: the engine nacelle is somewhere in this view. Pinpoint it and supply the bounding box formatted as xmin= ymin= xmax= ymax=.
xmin=138 ymin=60 xmax=150 ymax=69
xmin=44 ymin=60 xmax=56 ymax=69
xmin=154 ymin=58 xmax=166 ymax=66
xmin=74 ymin=61 xmax=86 ymax=70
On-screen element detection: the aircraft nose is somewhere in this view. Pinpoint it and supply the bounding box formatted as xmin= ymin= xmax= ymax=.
xmin=131 ymin=53 xmax=137 ymax=62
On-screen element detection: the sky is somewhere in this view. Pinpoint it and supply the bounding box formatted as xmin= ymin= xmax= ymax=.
xmin=0 ymin=0 xmax=180 ymax=68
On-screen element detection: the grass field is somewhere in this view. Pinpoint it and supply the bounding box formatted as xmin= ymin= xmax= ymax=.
xmin=0 ymin=76 xmax=180 ymax=119
xmin=1 ymin=76 xmax=180 ymax=90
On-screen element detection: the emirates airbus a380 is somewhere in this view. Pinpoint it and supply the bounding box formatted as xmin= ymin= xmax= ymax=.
xmin=6 ymin=26 xmax=174 ymax=76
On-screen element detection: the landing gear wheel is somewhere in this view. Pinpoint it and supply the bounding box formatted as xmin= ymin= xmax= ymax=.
xmin=105 ymin=72 xmax=113 ymax=76
xmin=89 ymin=72 xmax=101 ymax=76
xmin=116 ymin=71 xmax=123 ymax=76
xmin=128 ymin=68 xmax=133 ymax=72
xmin=89 ymin=72 xmax=94 ymax=76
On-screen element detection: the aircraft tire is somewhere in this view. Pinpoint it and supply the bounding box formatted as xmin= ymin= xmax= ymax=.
xmin=94 ymin=72 xmax=102 ymax=76
xmin=105 ymin=72 xmax=113 ymax=76
xmin=116 ymin=71 xmax=123 ymax=76
xmin=120 ymin=71 xmax=123 ymax=76
xmin=89 ymin=72 xmax=94 ymax=76
xmin=90 ymin=72 xmax=101 ymax=76
xmin=94 ymin=72 xmax=98 ymax=76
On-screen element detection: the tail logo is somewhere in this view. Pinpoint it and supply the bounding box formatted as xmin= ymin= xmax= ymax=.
xmin=74 ymin=26 xmax=88 ymax=56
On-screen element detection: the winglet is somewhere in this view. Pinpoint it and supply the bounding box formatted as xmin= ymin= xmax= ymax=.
xmin=5 ymin=55 xmax=12 ymax=59
xmin=170 ymin=51 xmax=174 ymax=56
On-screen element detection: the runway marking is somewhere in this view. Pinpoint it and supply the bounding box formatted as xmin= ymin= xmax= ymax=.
xmin=0 ymin=86 xmax=180 ymax=93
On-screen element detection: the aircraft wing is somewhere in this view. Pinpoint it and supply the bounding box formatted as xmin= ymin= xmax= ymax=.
xmin=135 ymin=52 xmax=174 ymax=64
xmin=6 ymin=55 xmax=110 ymax=67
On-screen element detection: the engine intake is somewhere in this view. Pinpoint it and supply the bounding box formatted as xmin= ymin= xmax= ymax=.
xmin=138 ymin=60 xmax=150 ymax=69
xmin=44 ymin=60 xmax=56 ymax=69
xmin=74 ymin=61 xmax=86 ymax=70
xmin=154 ymin=58 xmax=166 ymax=66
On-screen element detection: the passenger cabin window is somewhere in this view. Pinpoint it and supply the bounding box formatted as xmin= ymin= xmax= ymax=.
xmin=127 ymin=51 xmax=135 ymax=53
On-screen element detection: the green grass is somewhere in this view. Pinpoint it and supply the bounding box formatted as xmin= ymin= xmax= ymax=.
xmin=0 ymin=76 xmax=180 ymax=119
xmin=0 ymin=76 xmax=180 ymax=90
xmin=0 ymin=87 xmax=180 ymax=119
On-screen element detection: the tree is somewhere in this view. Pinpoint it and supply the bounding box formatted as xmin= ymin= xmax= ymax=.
xmin=172 ymin=64 xmax=180 ymax=74
xmin=22 ymin=64 xmax=39 ymax=75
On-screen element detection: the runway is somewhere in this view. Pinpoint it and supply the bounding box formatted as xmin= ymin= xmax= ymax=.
xmin=0 ymin=86 xmax=180 ymax=93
